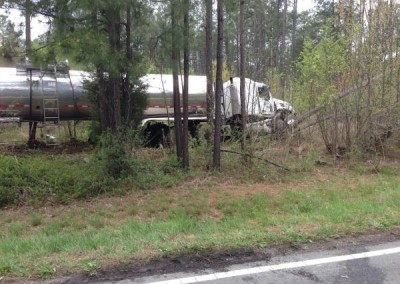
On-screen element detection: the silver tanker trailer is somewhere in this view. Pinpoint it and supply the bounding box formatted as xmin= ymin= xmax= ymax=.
xmin=0 ymin=66 xmax=91 ymax=122
xmin=0 ymin=65 xmax=294 ymax=144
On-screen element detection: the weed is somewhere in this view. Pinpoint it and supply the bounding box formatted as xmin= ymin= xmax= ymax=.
xmin=43 ymin=221 xmax=65 ymax=236
xmin=128 ymin=206 xmax=138 ymax=216
xmin=80 ymin=259 xmax=100 ymax=273
xmin=379 ymin=166 xmax=397 ymax=176
xmin=8 ymin=224 xmax=27 ymax=237
xmin=30 ymin=213 xmax=43 ymax=227
xmin=87 ymin=216 xmax=105 ymax=229
xmin=70 ymin=220 xmax=87 ymax=231
xmin=0 ymin=263 xmax=11 ymax=276
xmin=38 ymin=264 xmax=57 ymax=278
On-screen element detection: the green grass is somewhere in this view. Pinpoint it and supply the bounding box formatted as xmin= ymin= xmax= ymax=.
xmin=1 ymin=162 xmax=400 ymax=279
xmin=0 ymin=142 xmax=400 ymax=280
xmin=0 ymin=122 xmax=90 ymax=145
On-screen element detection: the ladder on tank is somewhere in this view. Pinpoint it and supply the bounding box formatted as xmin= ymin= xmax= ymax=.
xmin=41 ymin=65 xmax=61 ymax=145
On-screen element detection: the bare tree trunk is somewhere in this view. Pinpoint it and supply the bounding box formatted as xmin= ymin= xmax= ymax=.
xmin=251 ymin=0 xmax=267 ymax=81
xmin=92 ymin=8 xmax=111 ymax=133
xmin=97 ymin=67 xmax=108 ymax=132
xmin=171 ymin=1 xmax=183 ymax=160
xmin=25 ymin=0 xmax=32 ymax=59
xmin=183 ymin=0 xmax=190 ymax=170
xmin=122 ymin=7 xmax=132 ymax=125
xmin=205 ymin=0 xmax=213 ymax=126
xmin=333 ymin=101 xmax=338 ymax=163
xmin=279 ymin=0 xmax=288 ymax=99
xmin=239 ymin=0 xmax=246 ymax=151
xmin=397 ymin=46 xmax=400 ymax=103
xmin=291 ymin=0 xmax=298 ymax=63
xmin=397 ymin=61 xmax=400 ymax=103
xmin=109 ymin=7 xmax=122 ymax=132
xmin=213 ymin=0 xmax=223 ymax=170
xmin=388 ymin=0 xmax=394 ymax=101
xmin=225 ymin=37 xmax=232 ymax=75
xmin=258 ymin=0 xmax=267 ymax=81
xmin=25 ymin=0 xmax=36 ymax=146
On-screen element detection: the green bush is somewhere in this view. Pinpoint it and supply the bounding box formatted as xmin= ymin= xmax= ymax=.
xmin=94 ymin=131 xmax=131 ymax=179
xmin=0 ymin=185 xmax=19 ymax=208
xmin=0 ymin=154 xmax=112 ymax=208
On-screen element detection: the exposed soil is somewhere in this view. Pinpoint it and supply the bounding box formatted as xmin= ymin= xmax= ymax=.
xmin=19 ymin=227 xmax=397 ymax=284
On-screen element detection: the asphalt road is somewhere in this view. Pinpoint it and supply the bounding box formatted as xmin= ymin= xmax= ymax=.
xmin=102 ymin=240 xmax=400 ymax=284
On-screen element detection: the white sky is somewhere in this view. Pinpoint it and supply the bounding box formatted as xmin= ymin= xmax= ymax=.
xmin=298 ymin=0 xmax=315 ymax=12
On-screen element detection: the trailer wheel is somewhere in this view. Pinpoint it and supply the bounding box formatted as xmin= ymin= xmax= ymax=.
xmin=142 ymin=123 xmax=171 ymax=148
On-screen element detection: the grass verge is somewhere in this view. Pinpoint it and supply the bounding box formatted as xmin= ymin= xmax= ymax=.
xmin=0 ymin=157 xmax=399 ymax=279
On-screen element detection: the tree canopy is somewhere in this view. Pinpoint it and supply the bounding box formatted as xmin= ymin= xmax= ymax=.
xmin=1 ymin=0 xmax=399 ymax=161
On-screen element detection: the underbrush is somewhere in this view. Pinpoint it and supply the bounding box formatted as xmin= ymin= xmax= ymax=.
xmin=0 ymin=140 xmax=290 ymax=208
xmin=1 ymin=130 xmax=398 ymax=209
xmin=0 ymin=154 xmax=112 ymax=207
xmin=0 ymin=150 xmax=189 ymax=208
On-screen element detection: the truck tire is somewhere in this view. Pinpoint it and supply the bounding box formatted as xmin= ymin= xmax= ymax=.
xmin=142 ymin=123 xmax=170 ymax=147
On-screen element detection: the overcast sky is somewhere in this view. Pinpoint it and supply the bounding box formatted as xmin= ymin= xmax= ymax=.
xmin=298 ymin=0 xmax=315 ymax=12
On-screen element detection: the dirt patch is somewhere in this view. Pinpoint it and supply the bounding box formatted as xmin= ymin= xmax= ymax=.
xmin=58 ymin=228 xmax=400 ymax=284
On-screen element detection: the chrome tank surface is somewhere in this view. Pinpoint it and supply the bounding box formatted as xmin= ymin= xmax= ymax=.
xmin=0 ymin=67 xmax=92 ymax=121
xmin=0 ymin=68 xmax=208 ymax=122
xmin=142 ymin=74 xmax=207 ymax=118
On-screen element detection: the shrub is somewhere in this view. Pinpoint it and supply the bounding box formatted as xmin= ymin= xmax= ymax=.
xmin=94 ymin=131 xmax=131 ymax=179
xmin=0 ymin=153 xmax=113 ymax=208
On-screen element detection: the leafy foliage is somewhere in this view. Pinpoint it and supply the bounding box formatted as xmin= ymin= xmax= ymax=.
xmin=0 ymin=154 xmax=112 ymax=207
xmin=295 ymin=29 xmax=349 ymax=112
xmin=94 ymin=131 xmax=131 ymax=179
xmin=0 ymin=15 xmax=22 ymax=62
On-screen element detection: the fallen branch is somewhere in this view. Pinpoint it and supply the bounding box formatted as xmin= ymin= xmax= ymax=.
xmin=221 ymin=149 xmax=290 ymax=171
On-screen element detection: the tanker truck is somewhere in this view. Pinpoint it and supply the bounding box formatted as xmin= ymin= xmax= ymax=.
xmin=0 ymin=64 xmax=294 ymax=145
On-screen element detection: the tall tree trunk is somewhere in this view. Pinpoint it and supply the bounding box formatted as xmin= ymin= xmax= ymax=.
xmin=255 ymin=0 xmax=267 ymax=81
xmin=97 ymin=67 xmax=108 ymax=132
xmin=122 ymin=7 xmax=132 ymax=125
xmin=183 ymin=0 xmax=190 ymax=170
xmin=171 ymin=1 xmax=183 ymax=160
xmin=108 ymin=7 xmax=122 ymax=132
xmin=291 ymin=0 xmax=298 ymax=63
xmin=25 ymin=0 xmax=36 ymax=146
xmin=213 ymin=0 xmax=223 ymax=170
xmin=205 ymin=0 xmax=213 ymax=126
xmin=25 ymin=0 xmax=32 ymax=59
xmin=388 ymin=0 xmax=394 ymax=100
xmin=239 ymin=0 xmax=246 ymax=152
xmin=225 ymin=37 xmax=232 ymax=75
xmin=279 ymin=0 xmax=287 ymax=99
xmin=92 ymin=9 xmax=108 ymax=133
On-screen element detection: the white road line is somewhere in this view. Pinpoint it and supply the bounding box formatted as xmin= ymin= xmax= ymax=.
xmin=149 ymin=247 xmax=400 ymax=284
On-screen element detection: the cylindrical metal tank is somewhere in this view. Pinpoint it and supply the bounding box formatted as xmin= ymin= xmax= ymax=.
xmin=0 ymin=67 xmax=92 ymax=121
xmin=141 ymin=74 xmax=207 ymax=118
xmin=0 ymin=68 xmax=208 ymax=122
